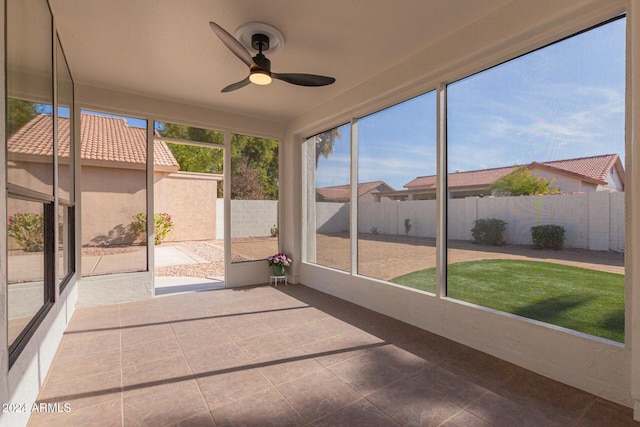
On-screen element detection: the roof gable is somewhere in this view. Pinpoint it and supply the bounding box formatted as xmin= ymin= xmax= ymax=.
xmin=8 ymin=113 xmax=179 ymax=168
xmin=404 ymin=154 xmax=623 ymax=190
xmin=317 ymin=180 xmax=395 ymax=200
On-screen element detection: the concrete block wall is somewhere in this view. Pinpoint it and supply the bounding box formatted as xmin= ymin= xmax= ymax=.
xmin=316 ymin=193 xmax=625 ymax=251
xmin=229 ymin=200 xmax=278 ymax=238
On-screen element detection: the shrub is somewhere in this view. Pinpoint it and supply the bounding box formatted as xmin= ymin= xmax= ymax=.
xmin=531 ymin=224 xmax=565 ymax=250
xmin=471 ymin=218 xmax=507 ymax=246
xmin=270 ymin=224 xmax=278 ymax=237
xmin=130 ymin=212 xmax=174 ymax=245
xmin=8 ymin=212 xmax=44 ymax=252
xmin=489 ymin=167 xmax=558 ymax=196
xmin=404 ymin=218 xmax=412 ymax=235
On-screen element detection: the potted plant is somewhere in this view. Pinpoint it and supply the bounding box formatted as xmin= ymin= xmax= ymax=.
xmin=267 ymin=252 xmax=291 ymax=276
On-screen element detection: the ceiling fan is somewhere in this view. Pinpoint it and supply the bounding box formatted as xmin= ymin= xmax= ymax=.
xmin=209 ymin=21 xmax=336 ymax=92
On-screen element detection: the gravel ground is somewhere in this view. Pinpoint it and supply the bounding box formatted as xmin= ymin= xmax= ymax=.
xmin=155 ymin=240 xmax=247 ymax=279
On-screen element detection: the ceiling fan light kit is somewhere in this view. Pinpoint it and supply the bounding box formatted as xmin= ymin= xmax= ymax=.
xmin=250 ymin=71 xmax=272 ymax=85
xmin=209 ymin=20 xmax=335 ymax=92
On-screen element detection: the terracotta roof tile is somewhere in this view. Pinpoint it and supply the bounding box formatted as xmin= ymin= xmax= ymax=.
xmin=405 ymin=154 xmax=622 ymax=189
xmin=405 ymin=166 xmax=517 ymax=189
xmin=317 ymin=181 xmax=395 ymax=200
xmin=539 ymin=154 xmax=620 ymax=182
xmin=8 ymin=113 xmax=179 ymax=168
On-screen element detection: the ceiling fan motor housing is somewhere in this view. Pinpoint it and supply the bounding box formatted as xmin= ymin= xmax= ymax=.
xmin=252 ymin=53 xmax=271 ymax=73
xmin=251 ymin=33 xmax=270 ymax=51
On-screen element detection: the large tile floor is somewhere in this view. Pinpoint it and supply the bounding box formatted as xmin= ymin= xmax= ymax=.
xmin=29 ymin=284 xmax=639 ymax=426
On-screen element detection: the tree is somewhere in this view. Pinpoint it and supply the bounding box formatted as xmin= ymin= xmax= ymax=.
xmin=7 ymin=99 xmax=37 ymax=137
xmin=315 ymin=128 xmax=341 ymax=167
xmin=490 ymin=167 xmax=558 ymax=196
xmin=166 ymin=143 xmax=223 ymax=174
xmin=231 ymin=134 xmax=279 ymax=200
xmin=159 ymin=123 xmax=223 ymax=174
xmin=158 ymin=123 xmax=279 ymax=200
xmin=231 ymin=161 xmax=266 ymax=200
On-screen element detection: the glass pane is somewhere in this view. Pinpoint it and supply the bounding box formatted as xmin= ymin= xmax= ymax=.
xmin=305 ymin=124 xmax=351 ymax=271
xmin=7 ymin=198 xmax=46 ymax=346
xmin=57 ymin=36 xmax=73 ymax=202
xmin=230 ymin=134 xmax=279 ymax=262
xmin=446 ymin=18 xmax=625 ymax=342
xmin=155 ymin=122 xmax=224 ymax=146
xmin=58 ymin=205 xmax=70 ymax=282
xmin=152 ymin=132 xmax=224 ymax=283
xmin=80 ymin=110 xmax=147 ymax=276
xmin=6 ymin=0 xmax=54 ymax=195
xmin=357 ymin=93 xmax=437 ymax=287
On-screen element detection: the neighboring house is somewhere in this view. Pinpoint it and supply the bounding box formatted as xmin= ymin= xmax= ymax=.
xmin=316 ymin=181 xmax=396 ymax=203
xmin=397 ymin=154 xmax=625 ymax=200
xmin=8 ymin=113 xmax=222 ymax=246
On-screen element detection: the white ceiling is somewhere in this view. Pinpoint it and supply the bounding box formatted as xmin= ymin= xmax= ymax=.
xmin=49 ymin=0 xmax=516 ymax=124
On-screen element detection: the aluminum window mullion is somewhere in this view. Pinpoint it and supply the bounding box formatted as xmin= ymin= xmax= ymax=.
xmin=152 ymin=135 xmax=224 ymax=150
xmin=146 ymin=119 xmax=155 ymax=275
xmin=436 ymin=83 xmax=447 ymax=298
xmin=350 ymin=118 xmax=359 ymax=275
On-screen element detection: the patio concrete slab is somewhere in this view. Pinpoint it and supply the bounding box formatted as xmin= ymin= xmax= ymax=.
xmin=154 ymin=276 xmax=224 ymax=296
xmin=86 ymin=249 xmax=147 ymax=276
xmin=154 ymin=246 xmax=207 ymax=268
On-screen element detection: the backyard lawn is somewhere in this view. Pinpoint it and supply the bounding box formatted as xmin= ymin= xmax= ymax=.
xmin=391 ymin=259 xmax=625 ymax=342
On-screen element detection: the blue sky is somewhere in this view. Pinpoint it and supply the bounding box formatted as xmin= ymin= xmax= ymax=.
xmin=80 ymin=109 xmax=147 ymax=128
xmin=316 ymin=17 xmax=626 ymax=190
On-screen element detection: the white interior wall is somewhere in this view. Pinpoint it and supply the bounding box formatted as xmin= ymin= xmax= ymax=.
xmin=0 ymin=4 xmax=83 ymax=426
xmin=284 ymin=0 xmax=638 ymax=414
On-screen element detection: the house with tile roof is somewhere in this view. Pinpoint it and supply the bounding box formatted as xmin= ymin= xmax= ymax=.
xmin=8 ymin=113 xmax=221 ymax=245
xmin=316 ymin=180 xmax=396 ymax=203
xmin=396 ymin=154 xmax=624 ymax=200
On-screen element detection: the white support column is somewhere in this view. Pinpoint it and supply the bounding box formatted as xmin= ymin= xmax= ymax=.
xmin=350 ymin=119 xmax=359 ymax=275
xmin=146 ymin=119 xmax=155 ymax=281
xmin=223 ymin=131 xmax=231 ymax=285
xmin=302 ymin=135 xmax=317 ymax=264
xmin=436 ymin=83 xmax=447 ymax=298
xmin=628 ymin=0 xmax=640 ymax=421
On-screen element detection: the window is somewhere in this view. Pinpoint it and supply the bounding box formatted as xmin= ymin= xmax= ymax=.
xmin=80 ymin=111 xmax=147 ymax=276
xmin=301 ymin=16 xmax=625 ymax=343
xmin=230 ymin=133 xmax=279 ymax=262
xmin=6 ymin=0 xmax=59 ymax=364
xmin=446 ymin=17 xmax=626 ymax=341
xmin=304 ymin=124 xmax=351 ymax=271
xmin=357 ymin=93 xmax=437 ymax=285
xmin=57 ymin=35 xmax=75 ymax=288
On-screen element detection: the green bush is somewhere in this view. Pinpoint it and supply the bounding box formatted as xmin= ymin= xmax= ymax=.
xmin=8 ymin=212 xmax=44 ymax=252
xmin=471 ymin=218 xmax=507 ymax=246
xmin=7 ymin=212 xmax=63 ymax=252
xmin=531 ymin=224 xmax=565 ymax=250
xmin=130 ymin=212 xmax=174 ymax=245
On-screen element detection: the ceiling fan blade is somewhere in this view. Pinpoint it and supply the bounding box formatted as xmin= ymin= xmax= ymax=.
xmin=209 ymin=21 xmax=254 ymax=68
xmin=221 ymin=76 xmax=251 ymax=92
xmin=272 ymin=73 xmax=336 ymax=87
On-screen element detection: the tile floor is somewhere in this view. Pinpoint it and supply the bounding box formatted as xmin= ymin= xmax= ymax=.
xmin=28 ymin=284 xmax=639 ymax=426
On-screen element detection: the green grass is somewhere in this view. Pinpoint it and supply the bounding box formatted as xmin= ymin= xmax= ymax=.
xmin=391 ymin=259 xmax=624 ymax=342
